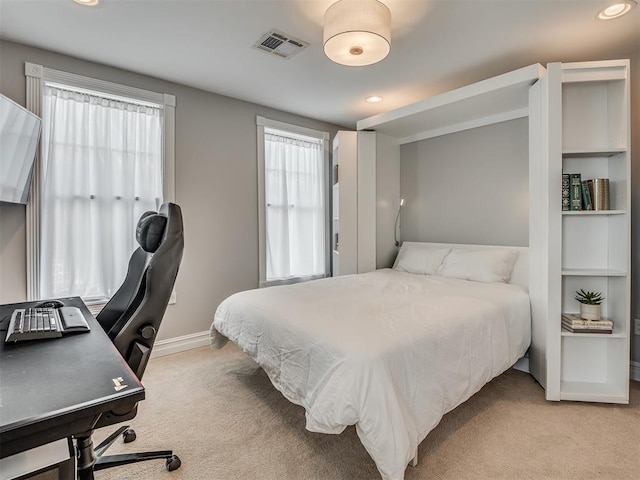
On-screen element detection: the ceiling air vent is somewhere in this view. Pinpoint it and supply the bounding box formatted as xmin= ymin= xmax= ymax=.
xmin=253 ymin=29 xmax=309 ymax=59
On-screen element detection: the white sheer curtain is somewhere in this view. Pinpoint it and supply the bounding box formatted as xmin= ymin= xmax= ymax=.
xmin=265 ymin=131 xmax=326 ymax=281
xmin=40 ymin=85 xmax=163 ymax=301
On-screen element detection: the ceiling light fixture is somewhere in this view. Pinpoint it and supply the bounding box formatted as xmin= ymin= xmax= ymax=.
xmin=598 ymin=1 xmax=636 ymax=19
xmin=366 ymin=95 xmax=383 ymax=103
xmin=323 ymin=0 xmax=391 ymax=67
xmin=73 ymin=0 xmax=99 ymax=6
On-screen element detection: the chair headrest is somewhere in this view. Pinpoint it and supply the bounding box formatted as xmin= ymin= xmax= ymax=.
xmin=136 ymin=211 xmax=167 ymax=253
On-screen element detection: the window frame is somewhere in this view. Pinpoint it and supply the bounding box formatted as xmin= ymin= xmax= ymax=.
xmin=24 ymin=62 xmax=176 ymax=302
xmin=256 ymin=116 xmax=330 ymax=288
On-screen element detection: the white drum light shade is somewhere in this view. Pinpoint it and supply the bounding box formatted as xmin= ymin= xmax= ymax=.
xmin=323 ymin=0 xmax=391 ymax=66
xmin=598 ymin=1 xmax=636 ymax=19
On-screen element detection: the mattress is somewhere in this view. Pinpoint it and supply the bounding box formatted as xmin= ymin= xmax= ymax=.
xmin=210 ymin=268 xmax=531 ymax=480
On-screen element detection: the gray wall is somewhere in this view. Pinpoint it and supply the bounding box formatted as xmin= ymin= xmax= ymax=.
xmin=0 ymin=40 xmax=343 ymax=341
xmin=399 ymin=118 xmax=529 ymax=247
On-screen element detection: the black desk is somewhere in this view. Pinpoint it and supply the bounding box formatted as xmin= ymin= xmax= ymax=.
xmin=0 ymin=297 xmax=145 ymax=464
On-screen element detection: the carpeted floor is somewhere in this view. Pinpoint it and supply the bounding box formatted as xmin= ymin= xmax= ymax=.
xmin=94 ymin=344 xmax=640 ymax=480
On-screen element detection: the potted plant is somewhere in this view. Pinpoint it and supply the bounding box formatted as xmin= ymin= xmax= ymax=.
xmin=575 ymin=289 xmax=604 ymax=321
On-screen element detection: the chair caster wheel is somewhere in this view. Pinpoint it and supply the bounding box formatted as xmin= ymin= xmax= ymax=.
xmin=166 ymin=455 xmax=181 ymax=471
xmin=122 ymin=428 xmax=136 ymax=443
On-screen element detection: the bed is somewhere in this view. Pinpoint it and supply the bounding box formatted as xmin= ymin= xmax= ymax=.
xmin=210 ymin=242 xmax=531 ymax=480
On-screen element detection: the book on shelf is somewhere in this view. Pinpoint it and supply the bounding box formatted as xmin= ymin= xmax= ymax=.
xmin=585 ymin=179 xmax=594 ymax=210
xmin=561 ymin=316 xmax=612 ymax=327
xmin=562 ymin=173 xmax=570 ymax=211
xmin=561 ymin=313 xmax=612 ymax=327
xmin=570 ymin=173 xmax=582 ymax=211
xmin=581 ymin=180 xmax=593 ymax=210
xmin=562 ymin=324 xmax=612 ymax=334
xmin=561 ymin=313 xmax=612 ymax=333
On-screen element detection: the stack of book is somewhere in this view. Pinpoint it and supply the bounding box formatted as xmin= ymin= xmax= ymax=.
xmin=561 ymin=313 xmax=613 ymax=334
xmin=562 ymin=173 xmax=610 ymax=211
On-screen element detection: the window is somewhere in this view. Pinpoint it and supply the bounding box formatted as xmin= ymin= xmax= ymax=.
xmin=257 ymin=117 xmax=330 ymax=287
xmin=25 ymin=63 xmax=175 ymax=303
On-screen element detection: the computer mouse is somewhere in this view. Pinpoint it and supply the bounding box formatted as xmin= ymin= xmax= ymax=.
xmin=38 ymin=300 xmax=65 ymax=309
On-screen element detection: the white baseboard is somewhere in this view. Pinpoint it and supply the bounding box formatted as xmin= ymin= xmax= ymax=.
xmin=151 ymin=330 xmax=210 ymax=358
xmin=631 ymin=361 xmax=640 ymax=382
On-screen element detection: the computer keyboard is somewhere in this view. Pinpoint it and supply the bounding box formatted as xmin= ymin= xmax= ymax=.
xmin=5 ymin=307 xmax=63 ymax=342
xmin=5 ymin=306 xmax=90 ymax=343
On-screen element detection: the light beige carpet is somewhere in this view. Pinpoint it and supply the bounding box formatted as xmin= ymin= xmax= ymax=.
xmin=95 ymin=345 xmax=640 ymax=480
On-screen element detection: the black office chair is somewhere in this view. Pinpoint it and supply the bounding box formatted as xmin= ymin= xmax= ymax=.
xmin=75 ymin=203 xmax=184 ymax=480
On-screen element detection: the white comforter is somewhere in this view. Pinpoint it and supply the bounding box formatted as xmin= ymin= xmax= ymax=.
xmin=210 ymin=269 xmax=531 ymax=480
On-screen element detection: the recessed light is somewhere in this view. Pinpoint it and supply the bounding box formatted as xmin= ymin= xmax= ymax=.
xmin=598 ymin=1 xmax=636 ymax=19
xmin=74 ymin=0 xmax=99 ymax=6
xmin=366 ymin=96 xmax=383 ymax=103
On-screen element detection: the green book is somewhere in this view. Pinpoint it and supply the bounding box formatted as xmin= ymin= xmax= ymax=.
xmin=581 ymin=179 xmax=593 ymax=210
xmin=562 ymin=173 xmax=570 ymax=211
xmin=570 ymin=173 xmax=582 ymax=211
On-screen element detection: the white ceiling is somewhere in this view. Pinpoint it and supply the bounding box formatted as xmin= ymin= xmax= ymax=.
xmin=0 ymin=0 xmax=638 ymax=128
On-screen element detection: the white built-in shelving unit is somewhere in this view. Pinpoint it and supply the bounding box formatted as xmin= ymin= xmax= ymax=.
xmin=547 ymin=60 xmax=631 ymax=404
xmin=358 ymin=59 xmax=631 ymax=404
xmin=355 ymin=64 xmax=544 ymax=280
xmin=357 ymin=64 xmax=545 ymax=144
xmin=331 ymin=131 xmax=376 ymax=276
xmin=530 ymin=60 xmax=631 ymax=404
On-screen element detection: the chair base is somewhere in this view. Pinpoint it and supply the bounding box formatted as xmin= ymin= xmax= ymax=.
xmin=76 ymin=426 xmax=181 ymax=480
xmin=95 ymin=451 xmax=181 ymax=471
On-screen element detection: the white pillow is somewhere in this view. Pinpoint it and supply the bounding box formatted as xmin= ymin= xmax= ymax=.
xmin=436 ymin=248 xmax=518 ymax=283
xmin=393 ymin=244 xmax=451 ymax=275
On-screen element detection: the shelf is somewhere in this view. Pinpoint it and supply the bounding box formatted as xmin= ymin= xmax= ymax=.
xmin=561 ymin=331 xmax=626 ymax=339
xmin=536 ymin=60 xmax=631 ymax=406
xmin=561 ymin=60 xmax=628 ymax=83
xmin=562 ymin=148 xmax=626 ymax=158
xmin=357 ymin=63 xmax=544 ymax=144
xmin=561 ymin=320 xmax=626 ymax=338
xmin=562 ymin=268 xmax=626 ymax=276
xmin=561 ymin=313 xmax=626 ymax=337
xmin=562 ymin=210 xmax=625 ymax=216
xmin=560 ymin=381 xmax=628 ymax=404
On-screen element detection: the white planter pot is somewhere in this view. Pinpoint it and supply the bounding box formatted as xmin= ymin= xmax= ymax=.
xmin=580 ymin=304 xmax=601 ymax=321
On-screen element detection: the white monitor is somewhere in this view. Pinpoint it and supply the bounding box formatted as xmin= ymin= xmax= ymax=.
xmin=0 ymin=94 xmax=41 ymax=204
